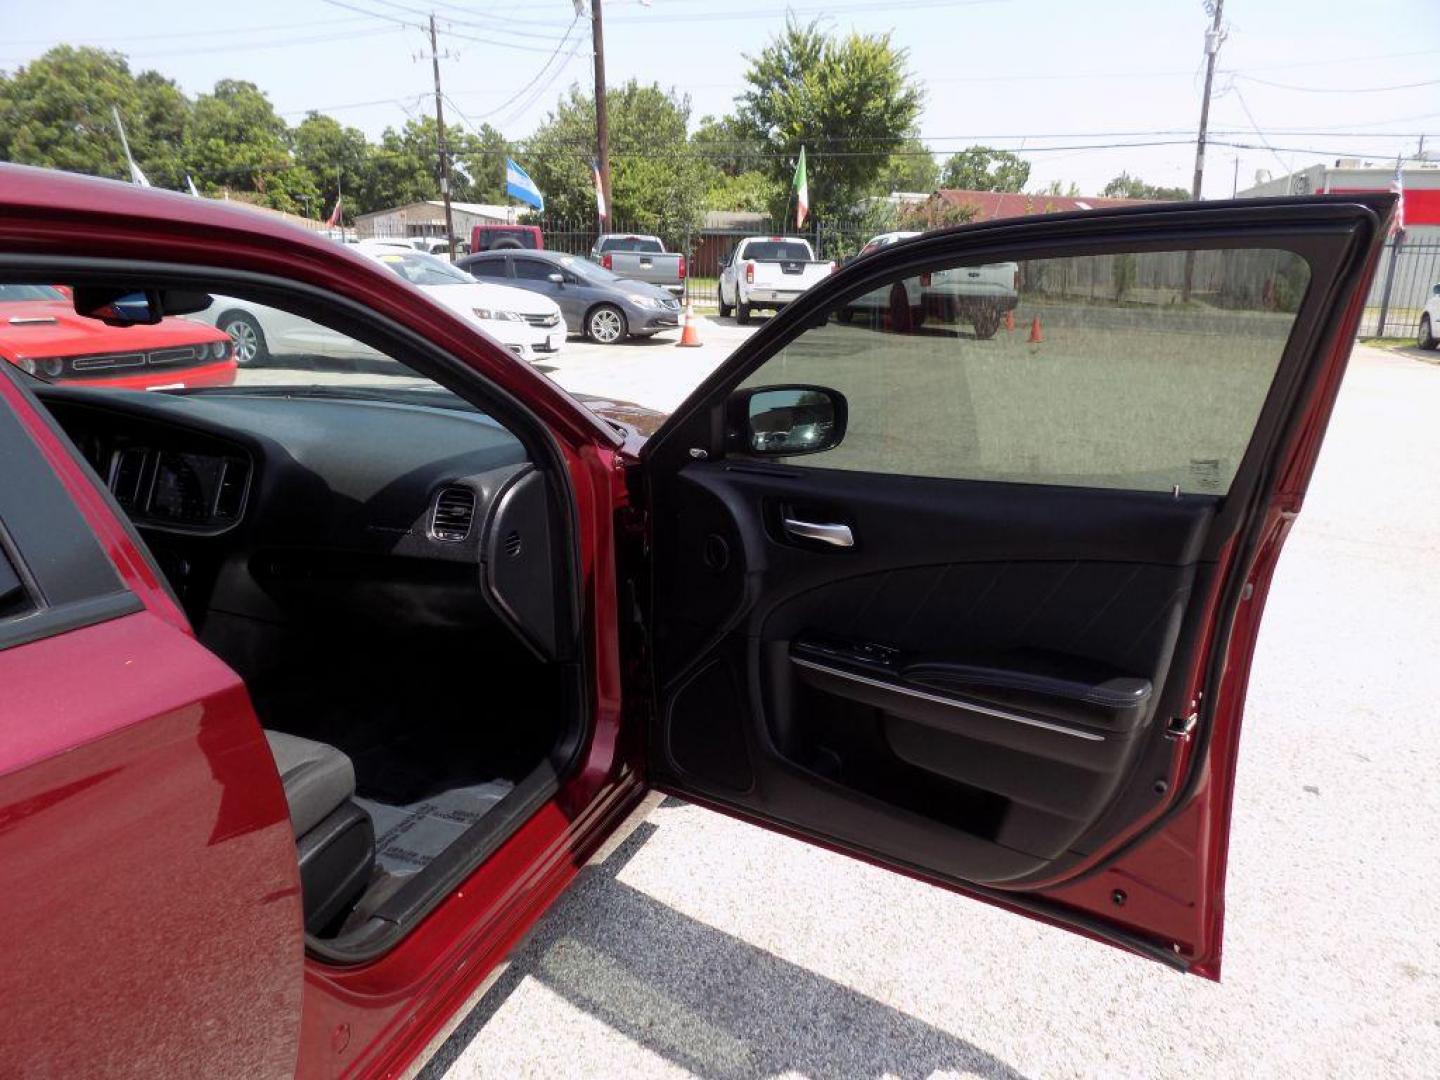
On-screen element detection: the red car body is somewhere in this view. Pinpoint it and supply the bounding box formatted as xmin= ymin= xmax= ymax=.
xmin=0 ymin=166 xmax=1390 ymax=1078
xmin=0 ymin=285 xmax=236 ymax=389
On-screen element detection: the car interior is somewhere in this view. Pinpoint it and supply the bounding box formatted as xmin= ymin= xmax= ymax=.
xmin=22 ymin=277 xmax=586 ymax=961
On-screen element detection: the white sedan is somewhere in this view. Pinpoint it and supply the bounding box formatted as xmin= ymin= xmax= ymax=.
xmin=199 ymin=249 xmax=565 ymax=365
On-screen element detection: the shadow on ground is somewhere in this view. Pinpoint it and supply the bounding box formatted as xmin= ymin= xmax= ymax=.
xmin=420 ymin=822 xmax=1027 ymax=1080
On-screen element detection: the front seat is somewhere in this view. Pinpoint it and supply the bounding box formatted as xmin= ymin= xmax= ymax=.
xmin=265 ymin=731 xmax=376 ymax=935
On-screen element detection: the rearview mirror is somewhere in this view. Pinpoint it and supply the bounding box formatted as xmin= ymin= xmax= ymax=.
xmin=727 ymin=385 xmax=847 ymax=456
xmin=73 ymin=287 xmax=162 ymax=326
xmin=547 ymin=272 xmax=565 ymax=285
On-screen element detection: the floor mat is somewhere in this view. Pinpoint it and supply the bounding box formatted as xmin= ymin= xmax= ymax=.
xmin=356 ymin=780 xmax=514 ymax=875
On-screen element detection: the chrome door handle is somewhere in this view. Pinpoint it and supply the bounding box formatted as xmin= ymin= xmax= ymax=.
xmin=782 ymin=518 xmax=854 ymax=548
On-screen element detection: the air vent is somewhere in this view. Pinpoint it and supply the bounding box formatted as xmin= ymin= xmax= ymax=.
xmin=503 ymin=529 xmax=523 ymax=558
xmin=431 ymin=486 xmax=476 ymax=541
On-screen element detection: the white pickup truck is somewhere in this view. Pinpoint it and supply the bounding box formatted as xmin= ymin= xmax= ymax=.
xmin=841 ymin=231 xmax=1020 ymax=338
xmin=718 ymin=236 xmax=835 ymax=323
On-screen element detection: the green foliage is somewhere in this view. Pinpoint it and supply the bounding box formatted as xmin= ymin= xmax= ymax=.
xmin=691 ymin=114 xmax=767 ymax=177
xmin=292 ymin=112 xmax=370 ymax=215
xmin=876 ymin=134 xmax=938 ymax=194
xmin=524 ymin=81 xmax=708 ymax=245
xmin=736 ymin=19 xmax=923 ymax=224
xmin=184 ymin=79 xmax=315 ymax=213
xmin=1037 ymin=179 xmax=1081 ymax=197
xmin=704 ymin=170 xmax=779 ymax=212
xmin=1102 ymin=172 xmax=1189 ymax=201
xmin=0 ymin=46 xmax=190 ymax=185
xmin=897 ymin=199 xmax=978 ymax=231
xmin=939 ymin=146 xmax=1031 ymax=192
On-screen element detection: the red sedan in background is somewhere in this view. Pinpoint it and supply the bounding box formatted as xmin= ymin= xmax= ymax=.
xmin=0 ymin=283 xmax=236 ymax=389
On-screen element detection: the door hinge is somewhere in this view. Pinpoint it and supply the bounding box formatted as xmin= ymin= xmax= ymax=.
xmin=1166 ymin=711 xmax=1200 ymax=741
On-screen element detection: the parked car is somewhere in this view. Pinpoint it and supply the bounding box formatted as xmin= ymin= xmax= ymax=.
xmin=718 ymin=236 xmax=836 ymax=323
xmin=199 ymin=249 xmax=565 ymax=364
xmin=843 ymin=231 xmax=1021 ymax=338
xmin=1419 ymin=282 xmax=1440 ymax=349
xmin=411 ymin=236 xmax=469 ymax=257
xmin=470 ymin=222 xmax=543 ymax=253
xmin=0 ymin=283 xmax=236 ymax=390
xmin=588 ymin=234 xmax=686 ymax=296
xmin=0 ymin=164 xmax=1393 ymax=1078
xmin=461 ymin=248 xmax=682 ymax=344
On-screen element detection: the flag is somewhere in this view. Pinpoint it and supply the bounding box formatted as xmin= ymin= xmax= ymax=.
xmin=792 ymin=146 xmax=809 ymax=229
xmin=1390 ymin=155 xmax=1406 ymax=234
xmin=186 ymin=175 xmax=200 ymax=198
xmin=111 ymin=105 xmax=150 ymax=188
xmin=593 ymin=161 xmax=607 ymax=220
xmin=325 ymin=197 xmax=343 ymax=228
xmin=505 ymin=158 xmax=545 ymax=211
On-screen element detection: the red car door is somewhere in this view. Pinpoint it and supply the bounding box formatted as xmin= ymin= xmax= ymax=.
xmin=639 ymin=196 xmax=1390 ymax=978
xmin=0 ymin=366 xmax=304 ymax=1075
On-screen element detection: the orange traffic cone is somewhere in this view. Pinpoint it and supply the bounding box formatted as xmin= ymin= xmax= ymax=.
xmin=678 ymin=302 xmax=702 ymax=347
xmin=1027 ymin=316 xmax=1044 ymax=344
xmin=1004 ymin=310 xmax=1015 ymax=332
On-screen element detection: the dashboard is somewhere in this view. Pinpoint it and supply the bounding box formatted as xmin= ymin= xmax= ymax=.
xmin=34 ymin=386 xmax=557 ymax=656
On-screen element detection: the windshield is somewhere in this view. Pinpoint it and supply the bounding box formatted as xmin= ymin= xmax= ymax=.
xmin=558 ymin=254 xmax=622 ymax=284
xmin=601 ymin=236 xmax=664 ymax=253
xmin=742 ymin=241 xmax=813 ymax=261
xmin=0 ymin=284 xmax=66 ymax=302
xmin=371 ymin=251 xmax=476 ymax=287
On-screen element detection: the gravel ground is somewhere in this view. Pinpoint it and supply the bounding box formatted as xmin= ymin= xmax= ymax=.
xmin=421 ymin=342 xmax=1440 ymax=1079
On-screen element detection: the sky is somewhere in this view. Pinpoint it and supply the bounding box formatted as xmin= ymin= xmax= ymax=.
xmin=2 ymin=0 xmax=1438 ymax=199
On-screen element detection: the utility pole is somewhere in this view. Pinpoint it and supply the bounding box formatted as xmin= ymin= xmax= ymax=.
xmin=1183 ymin=0 xmax=1225 ymax=300
xmin=589 ymin=0 xmax=611 ymax=234
xmin=429 ymin=13 xmax=457 ymax=261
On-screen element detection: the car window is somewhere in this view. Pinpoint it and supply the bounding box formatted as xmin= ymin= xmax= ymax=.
xmin=514 ymin=259 xmax=556 ymax=282
xmin=741 ymin=241 xmax=814 ymax=261
xmin=559 ymin=255 xmax=620 ymax=284
xmin=466 ymin=259 xmax=509 ymax=279
xmin=740 ymin=246 xmax=1312 ymax=495
xmin=601 ymin=237 xmax=664 ymax=253
xmin=0 ymin=284 xmax=66 ymax=302
xmin=478 ymin=228 xmax=537 ymax=250
xmin=371 ymin=251 xmax=475 ymax=287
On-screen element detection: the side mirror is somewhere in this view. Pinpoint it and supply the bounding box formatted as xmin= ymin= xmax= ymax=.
xmin=547 ymin=272 xmax=565 ymax=285
xmin=727 ymin=385 xmax=847 ymax=457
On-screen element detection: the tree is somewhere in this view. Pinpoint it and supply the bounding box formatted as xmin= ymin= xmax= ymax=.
xmin=939 ymin=146 xmax=1030 ymax=192
xmin=0 ymin=47 xmax=188 ymax=186
xmin=1102 ymin=172 xmax=1189 ymax=201
xmin=523 ymin=81 xmax=709 ymax=244
xmin=1037 ymin=178 xmax=1081 ymax=197
xmin=703 ymin=170 xmax=777 ymax=212
xmin=184 ymin=80 xmax=315 ymax=213
xmin=691 ymin=114 xmax=766 ymax=177
xmin=737 ymin=19 xmax=922 ymax=224
xmin=876 ymin=134 xmax=938 ymax=194
xmin=292 ymin=112 xmax=370 ymax=218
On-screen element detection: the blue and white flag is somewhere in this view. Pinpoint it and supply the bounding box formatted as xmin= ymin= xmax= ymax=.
xmin=504 ymin=158 xmax=544 ymax=211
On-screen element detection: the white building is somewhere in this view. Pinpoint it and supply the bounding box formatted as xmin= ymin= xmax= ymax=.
xmin=353 ymin=200 xmax=521 ymax=242
xmin=1237 ymin=158 xmax=1440 ymax=238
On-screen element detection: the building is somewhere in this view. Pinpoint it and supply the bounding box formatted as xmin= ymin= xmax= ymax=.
xmin=925 ymin=189 xmax=1153 ymax=221
xmin=353 ymin=200 xmax=520 ymax=242
xmin=1237 ymin=158 xmax=1440 ymax=238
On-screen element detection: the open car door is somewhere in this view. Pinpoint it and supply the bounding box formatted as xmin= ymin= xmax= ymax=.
xmin=640 ymin=197 xmax=1390 ymax=978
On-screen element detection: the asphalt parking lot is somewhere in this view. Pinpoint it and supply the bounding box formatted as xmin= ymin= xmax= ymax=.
xmin=424 ymin=337 xmax=1440 ymax=1079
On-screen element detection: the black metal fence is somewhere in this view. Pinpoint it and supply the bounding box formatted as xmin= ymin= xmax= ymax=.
xmin=1359 ymin=236 xmax=1440 ymax=339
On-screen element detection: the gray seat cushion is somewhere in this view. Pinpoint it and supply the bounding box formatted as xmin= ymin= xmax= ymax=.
xmin=265 ymin=731 xmax=357 ymax=838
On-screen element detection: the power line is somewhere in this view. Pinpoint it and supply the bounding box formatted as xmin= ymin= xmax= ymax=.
xmin=1232 ymin=73 xmax=1440 ymax=94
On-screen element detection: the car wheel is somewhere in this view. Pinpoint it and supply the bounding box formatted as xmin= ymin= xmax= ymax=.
xmin=736 ymin=294 xmax=752 ymax=325
xmin=587 ymin=304 xmax=627 ymax=344
xmin=219 ymin=310 xmax=268 ymax=366
xmin=718 ymin=283 xmax=733 ymax=318
xmin=1420 ymin=314 xmax=1438 ymax=351
xmin=971 ymin=307 xmax=1001 ymax=340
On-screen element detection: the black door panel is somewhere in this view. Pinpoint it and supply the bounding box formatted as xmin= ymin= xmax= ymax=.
xmin=654 ymin=463 xmax=1217 ymax=885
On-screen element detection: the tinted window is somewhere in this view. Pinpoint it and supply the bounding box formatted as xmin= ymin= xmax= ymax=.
xmin=476 ymin=228 xmax=538 ymax=251
xmin=0 ymin=285 xmax=66 ymax=302
xmin=741 ymin=241 xmax=813 ymax=261
xmin=465 ymin=259 xmax=509 ymax=279
xmin=514 ymin=259 xmax=556 ymax=282
xmin=742 ymin=247 xmax=1311 ymax=495
xmin=560 ymin=255 xmax=621 ymax=284
xmin=600 ymin=236 xmax=664 ymax=253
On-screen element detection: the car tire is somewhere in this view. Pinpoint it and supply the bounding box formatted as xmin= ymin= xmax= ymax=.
xmin=1420 ymin=314 xmax=1438 ymax=351
xmin=718 ymin=284 xmax=733 ymax=318
xmin=587 ymin=304 xmax=627 ymax=344
xmin=219 ymin=310 xmax=268 ymax=366
xmin=971 ymin=308 xmax=1001 ymax=340
xmin=736 ymin=294 xmax=752 ymax=325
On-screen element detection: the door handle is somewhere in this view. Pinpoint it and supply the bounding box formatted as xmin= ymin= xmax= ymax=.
xmin=782 ymin=518 xmax=854 ymax=548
